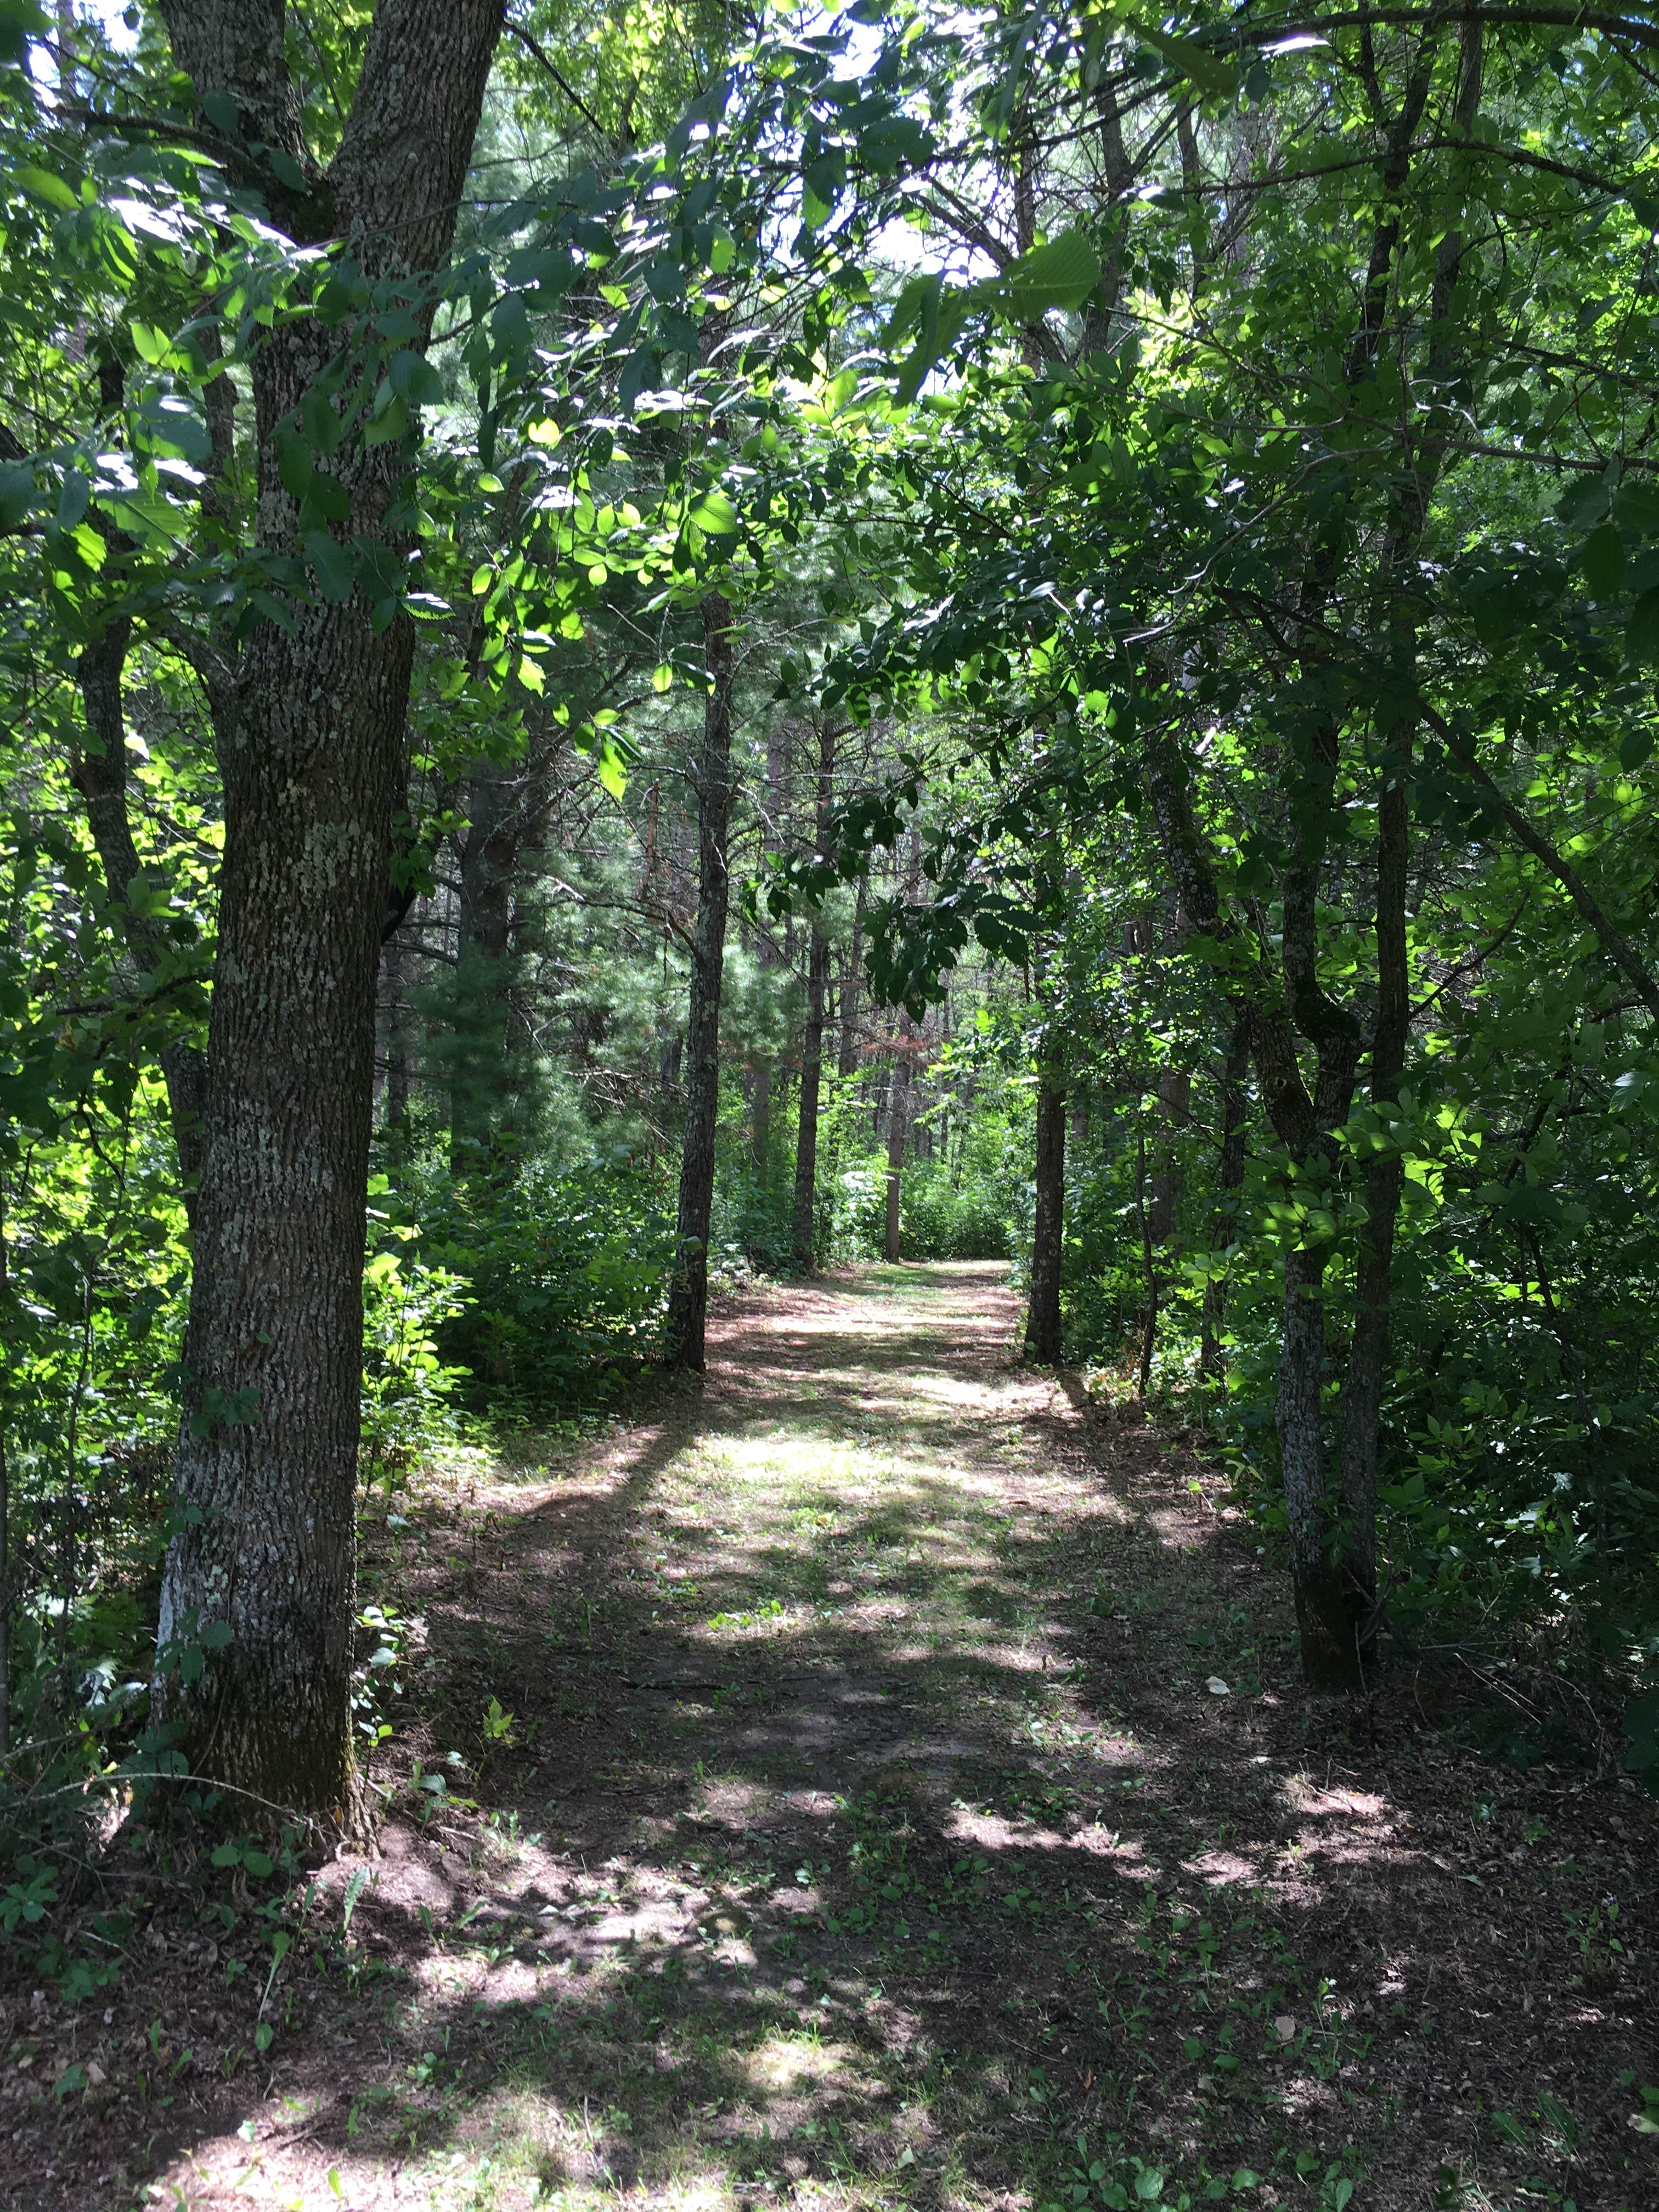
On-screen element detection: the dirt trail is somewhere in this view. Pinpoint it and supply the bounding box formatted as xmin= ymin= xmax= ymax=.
xmin=16 ymin=1264 xmax=1655 ymax=2212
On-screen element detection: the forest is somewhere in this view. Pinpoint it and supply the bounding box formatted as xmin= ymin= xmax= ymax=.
xmin=0 ymin=0 xmax=1656 ymax=2207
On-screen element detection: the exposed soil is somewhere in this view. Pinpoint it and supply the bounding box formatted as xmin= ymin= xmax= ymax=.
xmin=5 ymin=1262 xmax=1655 ymax=2211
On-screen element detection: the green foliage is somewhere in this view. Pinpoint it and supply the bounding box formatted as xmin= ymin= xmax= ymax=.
xmin=359 ymin=1235 xmax=472 ymax=1477
xmin=409 ymin=1155 xmax=674 ymax=1412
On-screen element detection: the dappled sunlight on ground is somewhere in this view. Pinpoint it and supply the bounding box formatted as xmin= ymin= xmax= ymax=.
xmin=22 ymin=1264 xmax=1655 ymax=2212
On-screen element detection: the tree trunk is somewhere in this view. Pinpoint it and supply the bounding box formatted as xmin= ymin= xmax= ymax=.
xmin=70 ymin=614 xmax=208 ymax=1201
xmin=664 ymin=592 xmax=736 ymax=1371
xmin=1279 ymin=1243 xmax=1355 ymax=1685
xmin=383 ymin=928 xmax=410 ymax=1136
xmin=1335 ymin=19 xmax=1484 ymax=1659
xmin=792 ymin=723 xmax=837 ymax=1268
xmin=450 ymin=753 xmax=519 ymax=1169
xmin=1024 ymin=1071 xmax=1066 ymax=1363
xmin=1144 ymin=731 xmax=1359 ymax=1684
xmin=791 ymin=927 xmax=831 ymax=1268
xmin=1199 ymin=1012 xmax=1249 ymax=1403
xmin=1147 ymin=1065 xmax=1189 ymax=1245
xmin=749 ymin=1061 xmax=771 ymax=1182
xmin=883 ymin=1023 xmax=911 ymax=1262
xmin=153 ymin=0 xmax=506 ymax=1822
xmin=839 ymin=874 xmax=866 ymax=1076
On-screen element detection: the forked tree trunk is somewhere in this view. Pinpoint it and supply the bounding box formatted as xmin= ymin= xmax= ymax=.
xmin=153 ymin=0 xmax=506 ymax=1821
xmin=665 ymin=592 xmax=736 ymax=1370
xmin=1024 ymin=1072 xmax=1065 ymax=1363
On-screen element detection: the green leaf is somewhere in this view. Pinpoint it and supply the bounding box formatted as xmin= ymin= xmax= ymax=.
xmin=300 ymin=386 xmax=342 ymax=458
xmin=597 ymin=736 xmax=627 ymax=799
xmin=267 ymin=147 xmax=308 ymax=192
xmin=1627 ymin=588 xmax=1659 ymax=663
xmin=687 ymin=487 xmax=740 ymax=538
xmin=974 ymin=230 xmax=1102 ymax=324
xmin=304 ymin=472 xmax=352 ymax=524
xmin=1120 ymin=17 xmax=1234 ymax=99
xmin=0 ymin=461 xmax=33 ymax=531
xmin=201 ymin=89 xmax=242 ymax=138
xmin=1558 ymin=473 xmax=1611 ymax=531
xmin=0 ymin=2 xmax=49 ymax=72
xmin=55 ymin=470 xmax=89 ymax=530
xmin=1583 ymin=523 xmax=1624 ymax=596
xmin=16 ymin=165 xmax=77 ymax=211
xmin=1619 ymin=729 xmax=1655 ymax=770
xmin=362 ymin=395 xmax=409 ymax=448
xmin=305 ymin=531 xmax=357 ymax=603
xmin=1616 ymin=478 xmax=1659 ymax=534
xmin=276 ymin=426 xmax=314 ymax=501
xmin=387 ymin=350 xmax=445 ymax=408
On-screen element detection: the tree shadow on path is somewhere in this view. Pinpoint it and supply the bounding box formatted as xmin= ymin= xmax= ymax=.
xmin=32 ymin=1264 xmax=1657 ymax=2212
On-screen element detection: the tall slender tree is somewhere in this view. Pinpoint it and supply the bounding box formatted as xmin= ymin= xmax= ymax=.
xmin=665 ymin=592 xmax=737 ymax=1370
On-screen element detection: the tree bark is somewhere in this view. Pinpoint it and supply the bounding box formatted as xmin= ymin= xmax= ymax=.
xmin=1143 ymin=731 xmax=1359 ymax=1684
xmin=1333 ymin=19 xmax=1485 ymax=1658
xmin=791 ymin=726 xmax=837 ymax=1269
xmin=450 ymin=752 xmax=521 ymax=1170
xmin=1199 ymin=1012 xmax=1249 ymax=1403
xmin=838 ymin=874 xmax=866 ymax=1077
xmin=791 ymin=925 xmax=831 ymax=1268
xmin=153 ymin=0 xmax=506 ymax=1821
xmin=1147 ymin=1065 xmax=1189 ymax=1245
xmin=883 ymin=1021 xmax=911 ymax=1263
xmin=1024 ymin=1071 xmax=1066 ymax=1363
xmin=749 ymin=1062 xmax=771 ymax=1182
xmin=664 ymin=592 xmax=736 ymax=1371
xmin=69 ymin=613 xmax=208 ymax=1200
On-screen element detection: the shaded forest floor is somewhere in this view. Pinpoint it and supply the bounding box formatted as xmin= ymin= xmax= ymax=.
xmin=9 ymin=1263 xmax=1656 ymax=2212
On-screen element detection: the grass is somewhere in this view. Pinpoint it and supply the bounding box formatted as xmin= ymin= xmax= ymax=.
xmin=8 ymin=1263 xmax=1653 ymax=2212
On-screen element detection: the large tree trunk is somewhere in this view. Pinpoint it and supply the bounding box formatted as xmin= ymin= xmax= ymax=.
xmin=1024 ymin=1071 xmax=1066 ymax=1363
xmin=153 ymin=0 xmax=506 ymax=1821
xmin=664 ymin=593 xmax=736 ymax=1371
